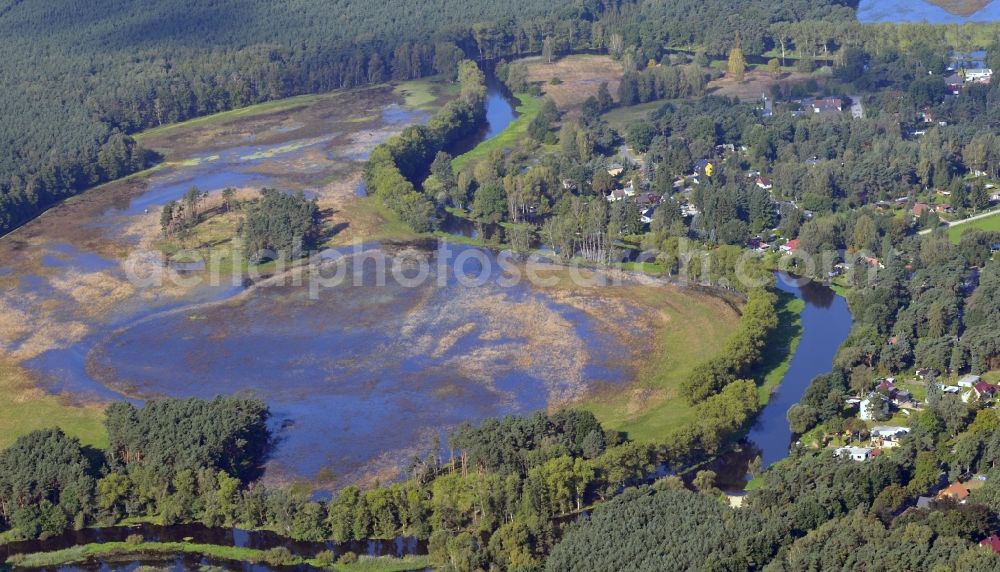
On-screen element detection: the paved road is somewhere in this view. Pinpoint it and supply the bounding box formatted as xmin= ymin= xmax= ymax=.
xmin=919 ymin=208 xmax=1000 ymax=235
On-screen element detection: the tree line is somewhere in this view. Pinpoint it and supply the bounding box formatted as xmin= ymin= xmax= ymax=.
xmin=364 ymin=61 xmax=487 ymax=231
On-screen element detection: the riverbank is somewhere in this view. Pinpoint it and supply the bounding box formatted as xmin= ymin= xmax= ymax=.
xmin=5 ymin=540 xmax=429 ymax=571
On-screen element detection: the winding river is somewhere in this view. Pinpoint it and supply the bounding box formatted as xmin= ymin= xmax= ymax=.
xmin=748 ymin=274 xmax=853 ymax=467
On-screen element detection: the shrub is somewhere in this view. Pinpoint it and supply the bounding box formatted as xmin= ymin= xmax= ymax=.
xmin=263 ymin=546 xmax=295 ymax=566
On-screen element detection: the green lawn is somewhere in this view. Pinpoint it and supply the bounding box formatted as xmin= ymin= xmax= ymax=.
xmin=948 ymin=211 xmax=1000 ymax=243
xmin=0 ymin=362 xmax=106 ymax=450
xmin=452 ymin=92 xmax=541 ymax=171
xmin=601 ymin=101 xmax=665 ymax=132
xmin=394 ymin=75 xmax=455 ymax=111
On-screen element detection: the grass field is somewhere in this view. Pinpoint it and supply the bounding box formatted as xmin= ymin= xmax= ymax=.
xmin=6 ymin=541 xmax=429 ymax=571
xmin=451 ymin=93 xmax=541 ymax=172
xmin=575 ymin=286 xmax=741 ymax=442
xmin=0 ymin=361 xmax=106 ymax=450
xmin=601 ymin=101 xmax=666 ymax=132
xmin=522 ymin=55 xmax=624 ymax=111
xmin=948 ymin=211 xmax=1000 ymax=243
xmin=577 ymin=285 xmax=805 ymax=443
xmin=394 ymin=76 xmax=456 ymax=111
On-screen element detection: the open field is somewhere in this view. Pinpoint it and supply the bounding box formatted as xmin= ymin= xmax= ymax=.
xmin=601 ymin=101 xmax=666 ymax=132
xmin=522 ymin=54 xmax=623 ymax=112
xmin=0 ymin=361 xmax=106 ymax=450
xmin=707 ymin=69 xmax=816 ymax=100
xmin=554 ymin=277 xmax=742 ymax=442
xmin=948 ymin=211 xmax=1000 ymax=242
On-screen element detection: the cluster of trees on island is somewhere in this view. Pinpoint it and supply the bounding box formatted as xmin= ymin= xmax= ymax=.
xmin=160 ymin=186 xmax=320 ymax=263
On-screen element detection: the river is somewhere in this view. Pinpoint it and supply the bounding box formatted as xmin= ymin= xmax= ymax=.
xmin=747 ymin=274 xmax=853 ymax=467
xmin=857 ymin=0 xmax=1000 ymax=23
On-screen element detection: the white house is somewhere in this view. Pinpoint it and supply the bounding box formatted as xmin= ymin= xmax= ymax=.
xmin=958 ymin=375 xmax=982 ymax=388
xmin=965 ymin=68 xmax=993 ymax=83
xmin=871 ymin=426 xmax=911 ymax=448
xmin=860 ymin=394 xmax=889 ymax=421
xmin=836 ymin=447 xmax=873 ymax=462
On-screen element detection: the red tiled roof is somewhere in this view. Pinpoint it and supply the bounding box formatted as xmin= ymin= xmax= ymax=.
xmin=939 ymin=481 xmax=970 ymax=501
xmin=974 ymin=382 xmax=998 ymax=395
xmin=981 ymin=535 xmax=1000 ymax=555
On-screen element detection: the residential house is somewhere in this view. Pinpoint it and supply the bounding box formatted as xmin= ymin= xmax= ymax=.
xmin=936 ymin=203 xmax=953 ymax=213
xmin=860 ymin=393 xmax=890 ymax=421
xmin=812 ymin=98 xmax=843 ymax=114
xmin=606 ymin=189 xmax=627 ymax=202
xmin=835 ymin=447 xmax=874 ymax=462
xmin=938 ymin=481 xmax=972 ymax=502
xmin=780 ymin=239 xmax=800 ymax=253
xmin=693 ymin=159 xmax=714 ymax=177
xmin=755 ymin=176 xmax=773 ymax=190
xmin=892 ymin=390 xmax=916 ymax=408
xmin=945 ymin=73 xmax=965 ymax=94
xmin=965 ymin=68 xmax=993 ymax=83
xmin=606 ymin=163 xmax=624 ymax=177
xmin=981 ymin=535 xmax=1000 ymax=556
xmin=680 ymin=201 xmax=699 ymax=217
xmin=958 ymin=375 xmax=982 ymax=388
xmin=912 ymin=202 xmax=932 ymax=218
xmin=963 ymin=382 xmax=1000 ymax=404
xmin=761 ymin=95 xmax=773 ymax=118
xmin=636 ymin=193 xmax=661 ymax=209
xmin=938 ymin=477 xmax=986 ymax=503
xmin=871 ymin=426 xmax=911 ymax=448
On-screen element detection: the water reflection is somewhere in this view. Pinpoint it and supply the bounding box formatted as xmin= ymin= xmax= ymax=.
xmin=745 ymin=274 xmax=853 ymax=467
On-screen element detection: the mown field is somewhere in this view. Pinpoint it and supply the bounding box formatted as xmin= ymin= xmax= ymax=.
xmin=948 ymin=211 xmax=1000 ymax=243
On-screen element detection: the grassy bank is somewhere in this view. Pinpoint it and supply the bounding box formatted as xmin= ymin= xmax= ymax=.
xmin=575 ymin=286 xmax=742 ymax=441
xmin=6 ymin=541 xmax=429 ymax=572
xmin=452 ymin=92 xmax=541 ymax=171
xmin=755 ymin=290 xmax=805 ymax=405
xmin=0 ymin=361 xmax=106 ymax=450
